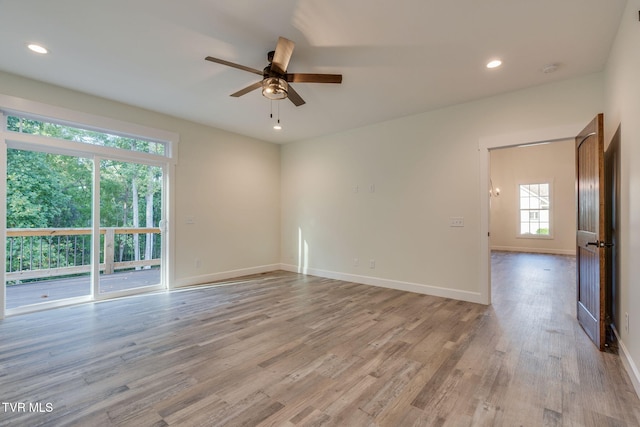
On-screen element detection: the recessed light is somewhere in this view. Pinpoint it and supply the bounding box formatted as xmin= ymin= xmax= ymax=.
xmin=273 ymin=124 xmax=282 ymax=130
xmin=486 ymin=59 xmax=502 ymax=69
xmin=27 ymin=44 xmax=48 ymax=54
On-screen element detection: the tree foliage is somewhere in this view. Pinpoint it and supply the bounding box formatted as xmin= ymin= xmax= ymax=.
xmin=5 ymin=116 xmax=163 ymax=273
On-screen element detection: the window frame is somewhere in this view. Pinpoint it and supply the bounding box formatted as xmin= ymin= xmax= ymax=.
xmin=516 ymin=180 xmax=554 ymax=240
xmin=6 ymin=113 xmax=168 ymax=157
xmin=0 ymin=93 xmax=178 ymax=319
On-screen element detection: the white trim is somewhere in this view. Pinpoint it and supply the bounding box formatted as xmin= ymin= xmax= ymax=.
xmin=479 ymin=122 xmax=586 ymax=305
xmin=516 ymin=234 xmax=554 ymax=240
xmin=478 ymin=123 xmax=585 ymax=150
xmin=6 ymin=133 xmax=167 ymax=167
xmin=0 ymin=121 xmax=5 ymax=319
xmin=175 ymin=263 xmax=484 ymax=304
xmin=613 ymin=326 xmax=640 ymax=398
xmin=94 ymin=283 xmax=165 ymax=301
xmin=279 ymin=264 xmax=485 ymax=304
xmin=0 ymin=94 xmax=179 ymax=148
xmin=491 ymin=246 xmax=576 ymax=256
xmin=91 ymin=156 xmax=100 ymax=298
xmin=6 ymin=295 xmax=93 ymax=316
xmin=173 ymin=264 xmax=282 ymax=288
xmin=165 ymin=162 xmax=176 ymax=289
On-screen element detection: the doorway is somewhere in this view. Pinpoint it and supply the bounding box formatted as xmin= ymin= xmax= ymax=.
xmin=479 ymin=123 xmax=586 ymax=305
xmin=2 ymin=109 xmax=172 ymax=316
xmin=480 ymin=121 xmax=619 ymax=348
xmin=489 ymin=140 xmax=576 ymax=256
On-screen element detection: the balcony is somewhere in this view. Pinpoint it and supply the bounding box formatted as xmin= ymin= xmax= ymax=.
xmin=6 ymin=227 xmax=161 ymax=309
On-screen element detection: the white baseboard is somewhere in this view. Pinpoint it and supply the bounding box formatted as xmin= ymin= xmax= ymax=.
xmin=279 ymin=264 xmax=485 ymax=304
xmin=491 ymin=246 xmax=576 ymax=256
xmin=172 ymin=264 xmax=281 ymax=288
xmin=174 ymin=263 xmax=485 ymax=305
xmin=612 ymin=326 xmax=640 ymax=399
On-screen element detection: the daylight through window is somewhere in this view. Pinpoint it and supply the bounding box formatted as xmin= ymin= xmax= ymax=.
xmin=6 ymin=115 xmax=166 ymax=156
xmin=519 ymin=183 xmax=550 ymax=236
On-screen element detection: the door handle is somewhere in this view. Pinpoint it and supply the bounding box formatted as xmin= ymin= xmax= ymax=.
xmin=585 ymin=241 xmax=614 ymax=248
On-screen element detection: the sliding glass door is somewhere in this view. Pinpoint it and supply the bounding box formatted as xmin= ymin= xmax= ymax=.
xmin=98 ymin=159 xmax=163 ymax=295
xmin=5 ymin=151 xmax=165 ymax=310
xmin=2 ymin=110 xmax=173 ymax=315
xmin=6 ymin=149 xmax=93 ymax=309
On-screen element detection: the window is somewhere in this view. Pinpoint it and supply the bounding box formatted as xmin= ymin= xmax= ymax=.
xmin=519 ymin=183 xmax=550 ymax=237
xmin=6 ymin=114 xmax=166 ymax=156
xmin=1 ymin=103 xmax=176 ymax=318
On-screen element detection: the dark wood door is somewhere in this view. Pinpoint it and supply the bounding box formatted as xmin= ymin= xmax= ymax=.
xmin=576 ymin=113 xmax=606 ymax=350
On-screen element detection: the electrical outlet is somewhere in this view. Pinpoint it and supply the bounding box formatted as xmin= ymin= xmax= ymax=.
xmin=369 ymin=259 xmax=376 ymax=269
xmin=450 ymin=217 xmax=464 ymax=227
xmin=195 ymin=258 xmax=201 ymax=269
xmin=353 ymin=258 xmax=359 ymax=267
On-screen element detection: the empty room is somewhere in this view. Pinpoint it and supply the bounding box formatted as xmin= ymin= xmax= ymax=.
xmin=1 ymin=0 xmax=640 ymax=425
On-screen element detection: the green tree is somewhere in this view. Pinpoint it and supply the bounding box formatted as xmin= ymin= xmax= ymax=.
xmin=6 ymin=116 xmax=163 ymax=270
xmin=6 ymin=150 xmax=76 ymax=228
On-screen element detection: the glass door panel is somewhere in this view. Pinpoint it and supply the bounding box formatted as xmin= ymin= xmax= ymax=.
xmin=6 ymin=149 xmax=93 ymax=309
xmin=99 ymin=159 xmax=162 ymax=294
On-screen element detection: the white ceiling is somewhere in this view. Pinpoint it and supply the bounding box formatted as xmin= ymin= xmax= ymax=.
xmin=0 ymin=0 xmax=627 ymax=144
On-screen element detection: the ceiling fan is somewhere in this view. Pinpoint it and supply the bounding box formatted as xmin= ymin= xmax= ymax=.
xmin=205 ymin=37 xmax=342 ymax=107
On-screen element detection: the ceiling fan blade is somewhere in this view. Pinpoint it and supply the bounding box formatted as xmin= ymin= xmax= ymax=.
xmin=287 ymin=85 xmax=306 ymax=106
xmin=205 ymin=56 xmax=263 ymax=76
xmin=230 ymin=81 xmax=263 ymax=97
xmin=285 ymin=73 xmax=342 ymax=84
xmin=271 ymin=37 xmax=295 ymax=75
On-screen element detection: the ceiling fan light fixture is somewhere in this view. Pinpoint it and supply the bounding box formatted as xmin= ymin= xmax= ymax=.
xmin=262 ymin=77 xmax=288 ymax=100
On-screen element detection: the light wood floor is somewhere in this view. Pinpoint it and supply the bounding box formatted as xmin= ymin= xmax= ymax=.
xmin=1 ymin=252 xmax=639 ymax=426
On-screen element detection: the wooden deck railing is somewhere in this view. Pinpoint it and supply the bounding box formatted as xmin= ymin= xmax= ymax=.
xmin=6 ymin=227 xmax=161 ymax=282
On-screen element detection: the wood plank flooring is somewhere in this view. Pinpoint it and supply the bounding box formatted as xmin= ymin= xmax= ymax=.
xmin=1 ymin=252 xmax=639 ymax=426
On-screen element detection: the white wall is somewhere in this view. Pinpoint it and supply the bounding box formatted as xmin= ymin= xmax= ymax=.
xmin=0 ymin=71 xmax=282 ymax=287
xmin=281 ymin=73 xmax=603 ymax=303
xmin=490 ymin=140 xmax=576 ymax=255
xmin=604 ymin=0 xmax=640 ymax=395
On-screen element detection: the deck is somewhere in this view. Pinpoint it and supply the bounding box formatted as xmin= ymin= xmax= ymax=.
xmin=6 ymin=268 xmax=161 ymax=309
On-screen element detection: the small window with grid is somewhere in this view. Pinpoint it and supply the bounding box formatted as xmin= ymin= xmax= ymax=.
xmin=519 ymin=183 xmax=550 ymax=237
